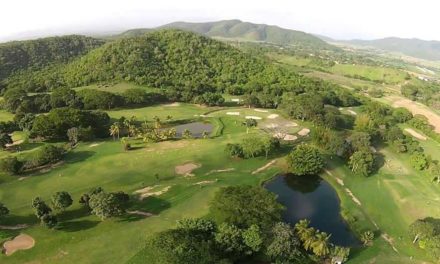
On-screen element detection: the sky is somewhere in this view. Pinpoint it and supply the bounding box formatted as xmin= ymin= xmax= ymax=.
xmin=1 ymin=0 xmax=440 ymax=42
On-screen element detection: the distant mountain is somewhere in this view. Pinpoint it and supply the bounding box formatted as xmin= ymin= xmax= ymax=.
xmin=0 ymin=35 xmax=104 ymax=81
xmin=117 ymin=20 xmax=334 ymax=49
xmin=346 ymin=37 xmax=440 ymax=61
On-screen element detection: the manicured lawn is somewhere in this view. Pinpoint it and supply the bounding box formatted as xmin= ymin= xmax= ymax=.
xmin=0 ymin=104 xmax=292 ymax=263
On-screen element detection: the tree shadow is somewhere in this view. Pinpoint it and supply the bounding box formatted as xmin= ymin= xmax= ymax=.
xmin=0 ymin=213 xmax=38 ymax=226
xmin=57 ymin=207 xmax=91 ymax=222
xmin=372 ymin=151 xmax=386 ymax=174
xmin=65 ymin=151 xmax=95 ymax=164
xmin=118 ymin=196 xmax=171 ymax=223
xmin=58 ymin=219 xmax=100 ymax=232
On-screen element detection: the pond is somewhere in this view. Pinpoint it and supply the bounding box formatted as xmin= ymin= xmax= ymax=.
xmin=173 ymin=122 xmax=213 ymax=138
xmin=265 ymin=174 xmax=359 ymax=247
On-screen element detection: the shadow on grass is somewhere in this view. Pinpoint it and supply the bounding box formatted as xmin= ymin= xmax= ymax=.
xmin=1 ymin=213 xmax=38 ymax=226
xmin=118 ymin=196 xmax=171 ymax=223
xmin=65 ymin=151 xmax=95 ymax=164
xmin=58 ymin=219 xmax=100 ymax=232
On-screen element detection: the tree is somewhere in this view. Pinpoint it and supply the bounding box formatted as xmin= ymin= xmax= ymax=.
xmin=210 ymin=186 xmax=283 ymax=229
xmin=286 ymin=144 xmax=324 ymax=176
xmin=0 ymin=202 xmax=9 ymax=218
xmin=0 ymin=133 xmax=13 ymax=149
xmin=88 ymin=191 xmax=127 ymax=220
xmin=147 ymin=228 xmax=222 ymax=264
xmin=17 ymin=113 xmax=36 ymax=131
xmin=360 ymin=230 xmax=374 ymax=246
xmin=311 ymin=231 xmax=331 ymax=257
xmin=31 ymin=144 xmax=64 ymax=167
xmin=0 ymin=156 xmax=23 ymax=175
xmin=242 ymin=224 xmax=263 ymax=254
xmin=244 ymin=119 xmax=257 ymax=134
xmin=79 ymin=187 xmax=104 ymax=208
xmin=215 ymin=223 xmax=246 ymax=255
xmin=330 ymin=246 xmax=350 ymax=263
xmin=294 ymin=219 xmax=316 ymax=251
xmin=31 ymin=197 xmax=52 ymax=219
xmin=354 ymin=114 xmax=376 ymax=134
xmin=348 ymin=150 xmax=375 ymax=176
xmin=67 ymin=127 xmax=79 ymax=147
xmin=430 ymin=162 xmax=440 ymax=184
xmin=241 ymin=135 xmax=265 ymax=158
xmin=267 ymin=222 xmax=304 ymax=263
xmin=392 ymin=107 xmax=413 ymax=123
xmin=202 ymin=131 xmax=209 ymax=139
xmin=225 ymin=144 xmax=243 ymax=158
xmin=51 ymin=191 xmax=73 ymax=212
xmin=40 ymin=213 xmax=58 ymax=229
xmin=109 ymin=122 xmax=120 ymax=140
xmin=182 ymin=129 xmax=192 ymax=139
xmin=410 ymin=151 xmax=429 ymax=171
xmin=348 ymin=132 xmax=371 ymax=152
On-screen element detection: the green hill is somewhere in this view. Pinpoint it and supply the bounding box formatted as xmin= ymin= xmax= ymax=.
xmin=348 ymin=37 xmax=440 ymax=61
xmin=4 ymin=29 xmax=305 ymax=94
xmin=117 ymin=20 xmax=333 ymax=49
xmin=0 ymin=35 xmax=104 ymax=82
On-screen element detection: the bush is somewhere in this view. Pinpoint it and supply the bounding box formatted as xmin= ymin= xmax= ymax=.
xmin=0 ymin=156 xmax=23 ymax=175
xmin=31 ymin=145 xmax=65 ymax=167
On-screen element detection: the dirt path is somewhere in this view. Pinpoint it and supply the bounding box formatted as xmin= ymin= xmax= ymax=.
xmin=127 ymin=210 xmax=154 ymax=217
xmin=252 ymin=160 xmax=276 ymax=175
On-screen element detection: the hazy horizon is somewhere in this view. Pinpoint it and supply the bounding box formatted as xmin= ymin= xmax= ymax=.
xmin=2 ymin=0 xmax=440 ymax=42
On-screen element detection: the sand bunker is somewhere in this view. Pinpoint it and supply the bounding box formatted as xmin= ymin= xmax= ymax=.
xmin=205 ymin=168 xmax=235 ymax=175
xmin=134 ymin=185 xmax=172 ymax=200
xmin=297 ymin=128 xmax=311 ymax=136
xmin=226 ymin=112 xmax=240 ymax=116
xmin=404 ymin=128 xmax=427 ymax=140
xmin=273 ymin=133 xmax=297 ymax=141
xmin=127 ymin=210 xmax=154 ymax=217
xmin=245 ymin=116 xmax=262 ymax=120
xmin=193 ymin=180 xmax=217 ymax=185
xmin=254 ymin=109 xmax=269 ymax=113
xmin=345 ymin=188 xmax=362 ymax=206
xmin=347 ymin=110 xmax=357 ymax=115
xmin=252 ymin=160 xmax=277 ymax=175
xmin=267 ymin=114 xmax=279 ymax=119
xmin=231 ymin=98 xmax=240 ymax=102
xmin=175 ymin=163 xmax=201 ymax=176
xmin=3 ymin=234 xmax=35 ymax=256
xmin=89 ymin=143 xmax=100 ymax=147
xmin=164 ymin=102 xmax=180 ymax=107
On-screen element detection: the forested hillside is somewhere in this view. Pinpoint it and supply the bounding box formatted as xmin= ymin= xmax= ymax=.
xmin=118 ymin=20 xmax=334 ymax=49
xmin=0 ymin=35 xmax=104 ymax=82
xmin=3 ymin=29 xmax=310 ymax=94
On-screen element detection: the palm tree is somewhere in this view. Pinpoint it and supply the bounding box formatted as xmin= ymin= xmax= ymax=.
xmin=295 ymin=219 xmax=311 ymax=238
xmin=109 ymin=122 xmax=120 ymax=140
xmin=302 ymin=227 xmax=316 ymax=251
xmin=311 ymin=231 xmax=331 ymax=257
xmin=182 ymin=129 xmax=192 ymax=139
xmin=153 ymin=116 xmax=161 ymax=129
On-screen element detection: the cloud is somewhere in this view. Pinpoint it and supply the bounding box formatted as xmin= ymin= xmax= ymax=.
xmin=1 ymin=0 xmax=439 ymax=41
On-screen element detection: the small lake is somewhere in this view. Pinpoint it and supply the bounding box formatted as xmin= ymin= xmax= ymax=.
xmin=265 ymin=174 xmax=359 ymax=247
xmin=174 ymin=122 xmax=213 ymax=138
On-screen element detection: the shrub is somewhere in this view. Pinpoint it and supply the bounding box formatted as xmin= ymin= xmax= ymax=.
xmin=0 ymin=156 xmax=23 ymax=175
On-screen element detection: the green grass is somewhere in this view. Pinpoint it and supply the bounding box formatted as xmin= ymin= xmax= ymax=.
xmin=0 ymin=104 xmax=294 ymax=263
xmin=0 ymin=110 xmax=14 ymax=122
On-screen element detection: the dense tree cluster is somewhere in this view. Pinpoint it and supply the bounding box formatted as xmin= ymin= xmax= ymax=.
xmin=225 ymin=134 xmax=280 ymax=159
xmin=0 ymin=35 xmax=104 ymax=84
xmin=30 ymin=108 xmax=110 ymax=139
xmin=410 ymin=217 xmax=440 ymax=259
xmin=286 ymin=144 xmax=324 ymax=176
